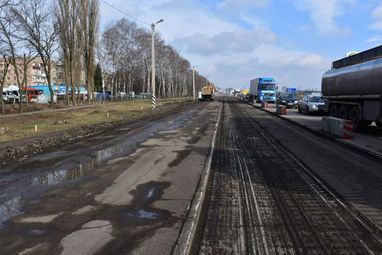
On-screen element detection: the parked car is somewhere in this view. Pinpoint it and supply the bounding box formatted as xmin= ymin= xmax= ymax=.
xmin=276 ymin=92 xmax=298 ymax=108
xmin=4 ymin=90 xmax=20 ymax=103
xmin=2 ymin=91 xmax=8 ymax=103
xmin=298 ymin=95 xmax=325 ymax=114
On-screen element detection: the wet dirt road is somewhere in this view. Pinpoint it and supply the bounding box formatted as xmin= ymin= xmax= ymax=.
xmin=0 ymin=101 xmax=220 ymax=254
xmin=199 ymin=99 xmax=382 ymax=254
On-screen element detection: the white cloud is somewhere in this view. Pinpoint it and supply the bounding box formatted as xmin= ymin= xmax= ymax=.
xmin=100 ymin=0 xmax=237 ymax=41
xmin=100 ymin=0 xmax=330 ymax=90
xmin=366 ymin=35 xmax=382 ymax=44
xmin=253 ymin=44 xmax=328 ymax=68
xmin=292 ymin=0 xmax=355 ymax=36
xmin=173 ymin=26 xmax=276 ymax=56
xmin=370 ymin=3 xmax=382 ymax=30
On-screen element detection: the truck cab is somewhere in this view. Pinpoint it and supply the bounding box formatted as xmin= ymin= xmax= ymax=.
xmin=250 ymin=77 xmax=277 ymax=103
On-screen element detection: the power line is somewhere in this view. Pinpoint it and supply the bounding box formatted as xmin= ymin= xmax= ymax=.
xmin=100 ymin=0 xmax=150 ymax=26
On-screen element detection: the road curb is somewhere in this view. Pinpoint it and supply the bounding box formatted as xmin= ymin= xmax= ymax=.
xmin=171 ymin=101 xmax=223 ymax=255
xmin=244 ymin=100 xmax=382 ymax=161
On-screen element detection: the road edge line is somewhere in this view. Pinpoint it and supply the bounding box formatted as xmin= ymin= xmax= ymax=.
xmin=171 ymin=101 xmax=223 ymax=255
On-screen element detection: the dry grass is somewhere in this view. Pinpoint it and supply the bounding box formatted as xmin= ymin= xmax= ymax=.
xmin=0 ymin=98 xmax=189 ymax=143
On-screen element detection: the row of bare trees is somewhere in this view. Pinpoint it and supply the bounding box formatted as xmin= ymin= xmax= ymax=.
xmin=99 ymin=18 xmax=210 ymax=98
xmin=0 ymin=0 xmax=51 ymax=113
xmin=0 ymin=0 xmax=99 ymax=112
xmin=55 ymin=0 xmax=99 ymax=105
xmin=0 ymin=0 xmax=210 ymax=114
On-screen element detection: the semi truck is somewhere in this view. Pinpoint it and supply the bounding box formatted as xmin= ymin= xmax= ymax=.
xmin=249 ymin=77 xmax=277 ymax=103
xmin=322 ymin=45 xmax=382 ymax=130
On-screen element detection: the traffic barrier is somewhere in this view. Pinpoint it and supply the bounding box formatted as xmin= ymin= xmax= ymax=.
xmin=276 ymin=105 xmax=287 ymax=115
xmin=322 ymin=117 xmax=353 ymax=139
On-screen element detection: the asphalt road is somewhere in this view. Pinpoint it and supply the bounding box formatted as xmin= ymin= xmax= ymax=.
xmin=0 ymin=101 xmax=220 ymax=254
xmin=1 ymin=98 xmax=381 ymax=255
xmin=199 ymin=99 xmax=382 ymax=254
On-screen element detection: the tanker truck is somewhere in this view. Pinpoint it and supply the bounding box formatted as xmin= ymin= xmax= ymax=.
xmin=322 ymin=45 xmax=382 ymax=130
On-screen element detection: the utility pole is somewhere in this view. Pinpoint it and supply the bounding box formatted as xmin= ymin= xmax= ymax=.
xmin=192 ymin=66 xmax=197 ymax=101
xmin=151 ymin=19 xmax=164 ymax=110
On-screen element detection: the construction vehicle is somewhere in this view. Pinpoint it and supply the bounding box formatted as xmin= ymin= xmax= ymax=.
xmin=322 ymin=45 xmax=382 ymax=130
xmin=200 ymin=85 xmax=214 ymax=101
xmin=249 ymin=77 xmax=277 ymax=103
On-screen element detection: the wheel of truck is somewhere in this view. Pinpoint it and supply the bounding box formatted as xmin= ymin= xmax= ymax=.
xmin=329 ymin=105 xmax=338 ymax=117
xmin=349 ymin=106 xmax=366 ymax=131
xmin=338 ymin=105 xmax=349 ymax=120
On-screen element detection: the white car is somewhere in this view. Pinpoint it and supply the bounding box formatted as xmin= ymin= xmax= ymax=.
xmin=298 ymin=95 xmax=325 ymax=113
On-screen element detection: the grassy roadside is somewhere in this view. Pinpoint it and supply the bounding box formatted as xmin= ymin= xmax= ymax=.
xmin=0 ymin=98 xmax=190 ymax=143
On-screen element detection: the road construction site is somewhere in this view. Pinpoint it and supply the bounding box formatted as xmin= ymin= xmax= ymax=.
xmin=198 ymin=99 xmax=382 ymax=254
xmin=0 ymin=98 xmax=381 ymax=254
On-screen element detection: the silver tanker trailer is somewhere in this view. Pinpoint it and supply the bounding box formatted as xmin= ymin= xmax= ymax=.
xmin=322 ymin=45 xmax=382 ymax=130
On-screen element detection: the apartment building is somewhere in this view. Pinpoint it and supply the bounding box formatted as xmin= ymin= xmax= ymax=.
xmin=0 ymin=57 xmax=65 ymax=88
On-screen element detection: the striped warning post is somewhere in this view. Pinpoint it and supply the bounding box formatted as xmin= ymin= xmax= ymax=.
xmin=342 ymin=120 xmax=353 ymax=139
xmin=322 ymin=117 xmax=354 ymax=139
xmin=152 ymin=94 xmax=156 ymax=110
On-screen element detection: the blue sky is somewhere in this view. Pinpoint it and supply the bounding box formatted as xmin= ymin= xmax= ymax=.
xmin=100 ymin=0 xmax=382 ymax=90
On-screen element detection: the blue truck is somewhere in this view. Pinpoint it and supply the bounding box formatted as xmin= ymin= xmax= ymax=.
xmin=249 ymin=77 xmax=277 ymax=103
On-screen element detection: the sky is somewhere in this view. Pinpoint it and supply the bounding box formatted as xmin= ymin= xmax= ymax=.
xmin=99 ymin=0 xmax=382 ymax=90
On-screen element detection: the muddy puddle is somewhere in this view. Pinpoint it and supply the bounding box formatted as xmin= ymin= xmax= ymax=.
xmin=0 ymin=109 xmax=197 ymax=229
xmin=125 ymin=181 xmax=171 ymax=221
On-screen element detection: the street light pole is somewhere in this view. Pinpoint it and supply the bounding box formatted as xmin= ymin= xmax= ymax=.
xmin=192 ymin=66 xmax=197 ymax=101
xmin=151 ymin=19 xmax=164 ymax=111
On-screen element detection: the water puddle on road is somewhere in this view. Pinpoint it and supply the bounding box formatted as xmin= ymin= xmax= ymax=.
xmin=0 ymin=196 xmax=22 ymax=229
xmin=124 ymin=181 xmax=171 ymax=221
xmin=0 ymin=110 xmax=197 ymax=229
xmin=30 ymin=110 xmax=195 ymax=186
xmin=127 ymin=209 xmax=159 ymax=220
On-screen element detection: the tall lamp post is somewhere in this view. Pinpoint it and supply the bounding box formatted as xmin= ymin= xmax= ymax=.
xmin=151 ymin=19 xmax=164 ymax=110
xmin=192 ymin=66 xmax=198 ymax=101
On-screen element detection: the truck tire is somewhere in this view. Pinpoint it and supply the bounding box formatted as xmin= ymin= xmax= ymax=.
xmin=349 ymin=106 xmax=367 ymax=131
xmin=339 ymin=105 xmax=349 ymax=120
xmin=329 ymin=105 xmax=338 ymax=117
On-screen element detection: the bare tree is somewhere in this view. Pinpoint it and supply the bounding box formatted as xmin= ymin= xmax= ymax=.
xmin=101 ymin=23 xmax=122 ymax=98
xmin=12 ymin=0 xmax=58 ymax=104
xmin=80 ymin=0 xmax=99 ymax=103
xmin=0 ymin=55 xmax=10 ymax=114
xmin=0 ymin=8 xmax=24 ymax=110
xmin=99 ymin=18 xmax=209 ymax=99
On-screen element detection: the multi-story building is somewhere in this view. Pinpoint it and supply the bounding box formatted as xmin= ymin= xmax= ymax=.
xmin=0 ymin=57 xmax=66 ymax=89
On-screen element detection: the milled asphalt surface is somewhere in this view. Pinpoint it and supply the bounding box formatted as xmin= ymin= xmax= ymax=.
xmin=198 ymin=99 xmax=382 ymax=254
xmin=0 ymin=101 xmax=220 ymax=254
xmin=246 ymin=103 xmax=382 ymax=233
